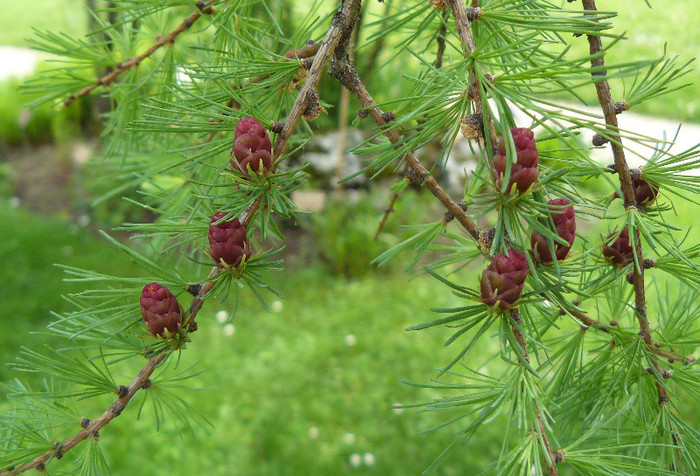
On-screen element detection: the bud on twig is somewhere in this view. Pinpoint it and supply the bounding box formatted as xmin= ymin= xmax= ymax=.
xmin=602 ymin=227 xmax=633 ymax=268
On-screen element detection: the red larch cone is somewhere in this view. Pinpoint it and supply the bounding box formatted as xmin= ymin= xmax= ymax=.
xmin=208 ymin=212 xmax=251 ymax=268
xmin=480 ymin=249 xmax=529 ymax=310
xmin=492 ymin=127 xmax=539 ymax=195
xmin=531 ymin=198 xmax=576 ymax=263
xmin=140 ymin=282 xmax=183 ymax=338
xmin=231 ymin=117 xmax=273 ymax=174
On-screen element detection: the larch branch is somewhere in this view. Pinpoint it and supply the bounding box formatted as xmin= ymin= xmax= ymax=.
xmin=63 ymin=0 xmax=217 ymax=107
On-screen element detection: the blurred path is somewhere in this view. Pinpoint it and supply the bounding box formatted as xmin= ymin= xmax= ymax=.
xmin=0 ymin=46 xmax=39 ymax=81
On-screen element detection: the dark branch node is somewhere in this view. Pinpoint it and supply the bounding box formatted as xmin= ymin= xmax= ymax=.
xmin=142 ymin=378 xmax=152 ymax=389
xmin=186 ymin=283 xmax=202 ymax=295
xmin=381 ymin=111 xmax=396 ymax=122
xmin=196 ymin=0 xmax=214 ymax=14
xmin=614 ymin=101 xmax=629 ymax=114
xmin=592 ymin=133 xmax=608 ymax=146
xmin=116 ymin=385 xmax=129 ymax=398
xmin=270 ymin=122 xmax=285 ymax=134
xmin=80 ymin=417 xmax=90 ymax=429
xmin=554 ymin=450 xmax=565 ymax=463
xmin=466 ymin=7 xmax=482 ymax=21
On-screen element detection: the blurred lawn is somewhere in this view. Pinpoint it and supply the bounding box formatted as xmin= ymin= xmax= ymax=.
xmin=0 ymin=204 xmax=140 ymax=384
xmin=0 ymin=202 xmax=505 ymax=474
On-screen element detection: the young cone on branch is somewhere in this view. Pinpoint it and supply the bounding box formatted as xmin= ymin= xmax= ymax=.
xmin=602 ymin=227 xmax=634 ymax=268
xmin=531 ymin=198 xmax=576 ymax=263
xmin=492 ymin=127 xmax=539 ymax=195
xmin=208 ymin=212 xmax=251 ymax=268
xmin=480 ymin=249 xmax=529 ymax=310
xmin=231 ymin=116 xmax=273 ymax=174
xmin=140 ymin=282 xmax=183 ymax=338
xmin=633 ymin=176 xmax=659 ymax=205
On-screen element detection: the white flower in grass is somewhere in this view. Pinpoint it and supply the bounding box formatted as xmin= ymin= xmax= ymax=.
xmin=77 ymin=214 xmax=90 ymax=227
xmin=271 ymin=300 xmax=283 ymax=312
xmin=344 ymin=334 xmax=357 ymax=347
xmin=343 ymin=432 xmax=356 ymax=444
xmin=8 ymin=196 xmax=21 ymax=209
xmin=391 ymin=403 xmax=404 ymax=415
xmin=215 ymin=310 xmax=228 ymax=323
xmin=223 ymin=323 xmax=235 ymax=336
xmin=349 ymin=453 xmax=361 ymax=468
xmin=308 ymin=427 xmax=319 ymax=439
xmin=363 ymin=452 xmax=376 ymax=466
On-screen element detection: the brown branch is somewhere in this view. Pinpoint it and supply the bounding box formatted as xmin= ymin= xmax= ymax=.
xmin=3 ymin=353 xmax=167 ymax=475
xmin=581 ymin=0 xmax=669 ymax=406
xmin=434 ymin=10 xmax=449 ymax=69
xmin=63 ymin=0 xmax=217 ymax=107
xmin=373 ymin=175 xmax=406 ymax=241
xmin=329 ymin=60 xmax=480 ymax=242
xmin=581 ymin=1 xmax=685 ymax=472
xmin=446 ymin=0 xmax=497 ymax=150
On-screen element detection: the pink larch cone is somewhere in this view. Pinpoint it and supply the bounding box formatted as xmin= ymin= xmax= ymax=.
xmin=140 ymin=282 xmax=182 ymax=338
xmin=492 ymin=127 xmax=539 ymax=195
xmin=531 ymin=198 xmax=576 ymax=263
xmin=208 ymin=212 xmax=251 ymax=268
xmin=480 ymin=249 xmax=529 ymax=310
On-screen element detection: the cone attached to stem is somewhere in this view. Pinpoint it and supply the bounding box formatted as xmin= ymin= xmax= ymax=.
xmin=140 ymin=282 xmax=183 ymax=338
xmin=231 ymin=117 xmax=273 ymax=174
xmin=208 ymin=212 xmax=251 ymax=268
xmin=531 ymin=198 xmax=576 ymax=263
xmin=480 ymin=249 xmax=529 ymax=310
xmin=492 ymin=127 xmax=539 ymax=195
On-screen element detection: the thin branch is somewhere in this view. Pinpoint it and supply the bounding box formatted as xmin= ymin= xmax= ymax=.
xmin=373 ymin=175 xmax=405 ymax=241
xmin=63 ymin=0 xmax=217 ymax=107
xmin=434 ymin=9 xmax=449 ymax=70
xmin=581 ymin=0 xmax=669 ymax=406
xmin=329 ymin=59 xmax=480 ymax=242
xmin=446 ymin=0 xmax=497 ymax=150
xmin=3 ymin=353 xmax=167 ymax=476
xmin=581 ymin=0 xmax=685 ymax=472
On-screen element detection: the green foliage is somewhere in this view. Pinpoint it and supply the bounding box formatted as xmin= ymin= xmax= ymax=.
xmin=2 ymin=0 xmax=700 ymax=474
xmin=310 ymin=190 xmax=439 ymax=277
